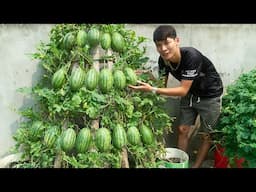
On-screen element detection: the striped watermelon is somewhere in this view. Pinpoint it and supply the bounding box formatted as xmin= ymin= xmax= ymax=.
xmin=76 ymin=30 xmax=87 ymax=47
xmin=44 ymin=127 xmax=59 ymax=148
xmin=30 ymin=121 xmax=44 ymax=140
xmin=112 ymin=124 xmax=127 ymax=149
xmin=60 ymin=128 xmax=76 ymax=152
xmin=127 ymin=126 xmax=141 ymax=146
xmin=98 ymin=68 xmax=113 ymax=94
xmin=85 ymin=68 xmax=99 ymax=91
xmin=75 ymin=128 xmax=92 ymax=153
xmin=111 ymin=32 xmax=125 ymax=53
xmin=69 ymin=65 xmax=86 ymax=91
xmin=124 ymin=67 xmax=137 ymax=85
xmin=100 ymin=33 xmax=111 ymax=50
xmin=87 ymin=28 xmax=100 ymax=47
xmin=95 ymin=128 xmax=112 ymax=152
xmin=113 ymin=70 xmax=126 ymax=90
xmin=63 ymin=33 xmax=75 ymax=50
xmin=140 ymin=125 xmax=154 ymax=145
xmin=52 ymin=68 xmax=66 ymax=89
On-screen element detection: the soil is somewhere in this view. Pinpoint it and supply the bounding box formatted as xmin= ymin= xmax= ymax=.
xmin=166 ymin=157 xmax=182 ymax=163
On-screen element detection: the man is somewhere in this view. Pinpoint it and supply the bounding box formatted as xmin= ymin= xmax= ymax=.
xmin=128 ymin=25 xmax=223 ymax=168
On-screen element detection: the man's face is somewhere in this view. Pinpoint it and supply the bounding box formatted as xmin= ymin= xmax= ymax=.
xmin=155 ymin=37 xmax=179 ymax=61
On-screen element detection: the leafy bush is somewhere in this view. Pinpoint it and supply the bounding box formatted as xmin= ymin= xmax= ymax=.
xmin=216 ymin=69 xmax=256 ymax=167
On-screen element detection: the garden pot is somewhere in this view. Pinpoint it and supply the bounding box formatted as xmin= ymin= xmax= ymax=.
xmin=157 ymin=148 xmax=189 ymax=168
xmin=214 ymin=144 xmax=229 ymax=168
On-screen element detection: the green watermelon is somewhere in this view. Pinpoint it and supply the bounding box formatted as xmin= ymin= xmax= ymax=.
xmin=95 ymin=128 xmax=112 ymax=152
xmin=111 ymin=32 xmax=125 ymax=52
xmin=112 ymin=124 xmax=127 ymax=149
xmin=87 ymin=28 xmax=100 ymax=47
xmin=77 ymin=30 xmax=87 ymax=47
xmin=75 ymin=128 xmax=92 ymax=153
xmin=127 ymin=126 xmax=141 ymax=146
xmin=100 ymin=33 xmax=111 ymax=50
xmin=113 ymin=70 xmax=126 ymax=90
xmin=98 ymin=68 xmax=113 ymax=94
xmin=85 ymin=68 xmax=99 ymax=91
xmin=60 ymin=128 xmax=76 ymax=152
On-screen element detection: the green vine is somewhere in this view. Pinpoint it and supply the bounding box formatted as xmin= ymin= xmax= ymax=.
xmin=12 ymin=24 xmax=173 ymax=168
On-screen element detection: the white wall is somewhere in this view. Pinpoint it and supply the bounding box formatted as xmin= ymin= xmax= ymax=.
xmin=127 ymin=24 xmax=256 ymax=88
xmin=0 ymin=24 xmax=53 ymax=157
xmin=1 ymin=24 xmax=256 ymax=158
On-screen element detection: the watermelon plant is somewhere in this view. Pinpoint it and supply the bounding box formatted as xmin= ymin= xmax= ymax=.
xmin=12 ymin=24 xmax=173 ymax=168
xmin=216 ymin=69 xmax=256 ymax=168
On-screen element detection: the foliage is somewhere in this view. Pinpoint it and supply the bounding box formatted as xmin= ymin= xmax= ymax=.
xmin=12 ymin=24 xmax=173 ymax=168
xmin=216 ymin=69 xmax=256 ymax=167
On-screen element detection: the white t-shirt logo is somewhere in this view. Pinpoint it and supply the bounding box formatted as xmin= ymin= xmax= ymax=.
xmin=182 ymin=69 xmax=197 ymax=77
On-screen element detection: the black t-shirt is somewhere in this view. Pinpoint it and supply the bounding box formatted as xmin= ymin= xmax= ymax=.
xmin=158 ymin=47 xmax=223 ymax=98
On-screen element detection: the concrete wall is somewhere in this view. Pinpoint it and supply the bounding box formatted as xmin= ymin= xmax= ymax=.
xmin=128 ymin=24 xmax=256 ymax=88
xmin=0 ymin=24 xmax=54 ymax=158
xmin=1 ymin=24 xmax=256 ymax=158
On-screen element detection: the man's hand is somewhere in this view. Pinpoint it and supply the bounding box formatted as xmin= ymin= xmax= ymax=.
xmin=128 ymin=80 xmax=152 ymax=92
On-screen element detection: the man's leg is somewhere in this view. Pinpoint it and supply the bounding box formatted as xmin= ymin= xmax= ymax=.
xmin=178 ymin=94 xmax=198 ymax=152
xmin=192 ymin=96 xmax=222 ymax=168
xmin=177 ymin=125 xmax=191 ymax=152
xmin=191 ymin=133 xmax=212 ymax=168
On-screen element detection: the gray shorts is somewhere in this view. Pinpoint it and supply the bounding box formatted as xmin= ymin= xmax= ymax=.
xmin=179 ymin=93 xmax=222 ymax=133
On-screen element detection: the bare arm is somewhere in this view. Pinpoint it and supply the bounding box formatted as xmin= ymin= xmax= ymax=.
xmin=128 ymin=79 xmax=193 ymax=97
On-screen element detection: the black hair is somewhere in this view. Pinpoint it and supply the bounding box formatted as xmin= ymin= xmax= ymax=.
xmin=153 ymin=25 xmax=177 ymax=42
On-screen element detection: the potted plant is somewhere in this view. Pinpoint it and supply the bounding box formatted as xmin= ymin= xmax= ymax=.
xmin=215 ymin=68 xmax=256 ymax=168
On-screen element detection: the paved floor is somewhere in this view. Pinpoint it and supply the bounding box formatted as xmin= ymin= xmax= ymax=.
xmin=189 ymin=149 xmax=215 ymax=168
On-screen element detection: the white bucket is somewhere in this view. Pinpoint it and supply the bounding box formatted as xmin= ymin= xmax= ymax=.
xmin=157 ymin=148 xmax=189 ymax=168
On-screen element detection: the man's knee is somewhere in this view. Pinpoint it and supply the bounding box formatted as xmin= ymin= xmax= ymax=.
xmin=178 ymin=125 xmax=190 ymax=135
xmin=200 ymin=133 xmax=212 ymax=142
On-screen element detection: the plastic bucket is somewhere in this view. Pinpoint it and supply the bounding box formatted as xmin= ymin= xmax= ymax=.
xmin=157 ymin=148 xmax=189 ymax=168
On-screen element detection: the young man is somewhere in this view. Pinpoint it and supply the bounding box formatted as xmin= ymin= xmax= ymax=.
xmin=129 ymin=25 xmax=223 ymax=168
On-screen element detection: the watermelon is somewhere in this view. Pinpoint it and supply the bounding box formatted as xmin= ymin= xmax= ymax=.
xmin=113 ymin=70 xmax=126 ymax=90
xmin=98 ymin=68 xmax=113 ymax=93
xmin=100 ymin=33 xmax=111 ymax=50
xmin=112 ymin=124 xmax=127 ymax=149
xmin=85 ymin=68 xmax=99 ymax=91
xmin=75 ymin=128 xmax=92 ymax=153
xmin=111 ymin=32 xmax=125 ymax=52
xmin=60 ymin=128 xmax=76 ymax=152
xmin=140 ymin=125 xmax=154 ymax=145
xmin=52 ymin=68 xmax=66 ymax=89
xmin=124 ymin=67 xmax=137 ymax=85
xmin=127 ymin=126 xmax=141 ymax=146
xmin=77 ymin=30 xmax=87 ymax=47
xmin=69 ymin=66 xmax=86 ymax=91
xmin=87 ymin=28 xmax=100 ymax=47
xmin=95 ymin=128 xmax=112 ymax=152
xmin=63 ymin=33 xmax=75 ymax=50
